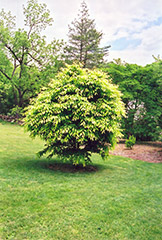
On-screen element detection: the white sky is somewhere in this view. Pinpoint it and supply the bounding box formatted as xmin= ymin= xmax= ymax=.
xmin=1 ymin=0 xmax=162 ymax=65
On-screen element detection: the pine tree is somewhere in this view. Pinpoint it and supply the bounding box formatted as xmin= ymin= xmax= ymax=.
xmin=65 ymin=1 xmax=110 ymax=68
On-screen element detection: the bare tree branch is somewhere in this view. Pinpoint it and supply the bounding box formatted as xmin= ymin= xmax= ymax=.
xmin=0 ymin=68 xmax=11 ymax=80
xmin=5 ymin=44 xmax=21 ymax=63
xmin=11 ymin=59 xmax=18 ymax=78
xmin=28 ymin=52 xmax=42 ymax=65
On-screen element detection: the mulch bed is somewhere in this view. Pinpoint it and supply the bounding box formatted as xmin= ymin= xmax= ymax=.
xmin=111 ymin=141 xmax=162 ymax=163
xmin=47 ymin=163 xmax=98 ymax=173
xmin=0 ymin=114 xmax=23 ymax=125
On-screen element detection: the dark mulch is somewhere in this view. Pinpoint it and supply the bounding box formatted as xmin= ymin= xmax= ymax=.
xmin=111 ymin=141 xmax=162 ymax=163
xmin=47 ymin=163 xmax=98 ymax=173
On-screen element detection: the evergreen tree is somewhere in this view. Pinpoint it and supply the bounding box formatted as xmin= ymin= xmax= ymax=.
xmin=65 ymin=1 xmax=110 ymax=68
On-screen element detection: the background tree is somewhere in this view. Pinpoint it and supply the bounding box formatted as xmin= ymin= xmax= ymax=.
xmin=0 ymin=48 xmax=15 ymax=113
xmin=103 ymin=59 xmax=162 ymax=141
xmin=136 ymin=61 xmax=162 ymax=140
xmin=0 ymin=0 xmax=64 ymax=114
xmin=65 ymin=1 xmax=110 ymax=68
xmin=24 ymin=64 xmax=125 ymax=166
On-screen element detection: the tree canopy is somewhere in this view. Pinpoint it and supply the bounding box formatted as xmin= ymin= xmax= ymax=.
xmin=0 ymin=0 xmax=161 ymax=143
xmin=103 ymin=59 xmax=162 ymax=141
xmin=24 ymin=64 xmax=125 ymax=166
xmin=0 ymin=0 xmax=64 ymax=113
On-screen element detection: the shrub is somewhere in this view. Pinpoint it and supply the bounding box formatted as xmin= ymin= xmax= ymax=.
xmin=8 ymin=106 xmax=24 ymax=118
xmin=125 ymin=135 xmax=136 ymax=149
xmin=24 ymin=64 xmax=125 ymax=166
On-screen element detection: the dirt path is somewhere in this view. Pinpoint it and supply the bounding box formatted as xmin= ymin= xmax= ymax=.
xmin=111 ymin=141 xmax=162 ymax=163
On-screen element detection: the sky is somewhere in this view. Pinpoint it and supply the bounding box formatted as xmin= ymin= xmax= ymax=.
xmin=1 ymin=0 xmax=162 ymax=66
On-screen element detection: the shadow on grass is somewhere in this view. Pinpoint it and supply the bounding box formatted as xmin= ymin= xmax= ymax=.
xmin=26 ymin=158 xmax=110 ymax=174
xmin=5 ymin=157 xmax=113 ymax=174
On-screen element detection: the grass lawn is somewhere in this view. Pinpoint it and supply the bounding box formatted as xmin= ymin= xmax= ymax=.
xmin=0 ymin=121 xmax=162 ymax=240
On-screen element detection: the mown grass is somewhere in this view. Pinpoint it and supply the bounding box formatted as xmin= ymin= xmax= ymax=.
xmin=0 ymin=120 xmax=162 ymax=240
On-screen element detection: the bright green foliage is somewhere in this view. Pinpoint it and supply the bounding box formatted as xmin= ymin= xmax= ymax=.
xmin=65 ymin=1 xmax=110 ymax=68
xmin=24 ymin=64 xmax=125 ymax=166
xmin=125 ymin=135 xmax=136 ymax=149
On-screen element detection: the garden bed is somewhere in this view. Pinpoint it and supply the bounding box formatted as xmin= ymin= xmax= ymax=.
xmin=111 ymin=141 xmax=162 ymax=163
xmin=0 ymin=114 xmax=23 ymax=125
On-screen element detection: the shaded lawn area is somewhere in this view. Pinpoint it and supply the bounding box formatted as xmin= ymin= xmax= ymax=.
xmin=0 ymin=121 xmax=162 ymax=240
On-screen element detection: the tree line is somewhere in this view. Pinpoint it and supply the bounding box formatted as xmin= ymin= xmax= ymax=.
xmin=0 ymin=0 xmax=162 ymax=141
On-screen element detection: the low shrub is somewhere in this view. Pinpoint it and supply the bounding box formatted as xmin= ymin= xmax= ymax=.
xmin=125 ymin=135 xmax=136 ymax=149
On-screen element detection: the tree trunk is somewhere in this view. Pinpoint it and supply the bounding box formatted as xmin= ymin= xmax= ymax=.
xmin=18 ymin=89 xmax=24 ymax=108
